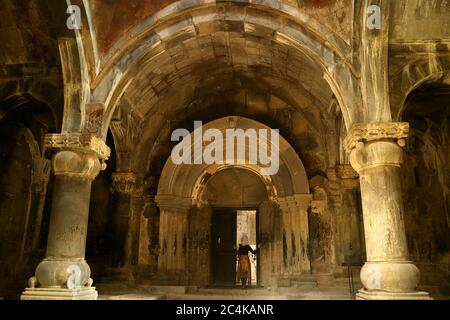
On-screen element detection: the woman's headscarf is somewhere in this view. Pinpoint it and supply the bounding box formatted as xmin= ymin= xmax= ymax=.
xmin=240 ymin=235 xmax=249 ymax=246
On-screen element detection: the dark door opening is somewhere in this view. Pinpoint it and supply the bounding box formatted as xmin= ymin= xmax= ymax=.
xmin=211 ymin=209 xmax=258 ymax=287
xmin=211 ymin=209 xmax=236 ymax=285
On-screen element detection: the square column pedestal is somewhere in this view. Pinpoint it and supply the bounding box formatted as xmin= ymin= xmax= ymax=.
xmin=22 ymin=287 xmax=98 ymax=300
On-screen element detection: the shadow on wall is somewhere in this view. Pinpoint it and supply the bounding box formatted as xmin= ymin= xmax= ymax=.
xmin=402 ymin=83 xmax=450 ymax=299
xmin=0 ymin=99 xmax=57 ymax=299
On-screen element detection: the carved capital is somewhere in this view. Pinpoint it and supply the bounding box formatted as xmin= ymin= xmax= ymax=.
xmin=84 ymin=103 xmax=105 ymax=136
xmin=278 ymin=194 xmax=312 ymax=213
xmin=335 ymin=164 xmax=360 ymax=189
xmin=344 ymin=122 xmax=409 ymax=153
xmin=111 ymin=172 xmax=143 ymax=195
xmin=155 ymin=195 xmax=192 ymax=213
xmin=45 ymin=133 xmax=110 ymax=161
xmin=344 ymin=123 xmax=409 ymax=173
xmin=52 ymin=151 xmax=101 ymax=180
xmin=349 ymin=140 xmax=405 ymax=173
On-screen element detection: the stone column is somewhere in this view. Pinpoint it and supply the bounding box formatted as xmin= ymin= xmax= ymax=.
xmin=21 ymin=133 xmax=110 ymax=300
xmin=155 ymin=195 xmax=192 ymax=285
xmin=278 ymin=194 xmax=312 ymax=283
xmin=104 ymin=172 xmax=144 ymax=283
xmin=345 ymin=122 xmax=431 ymax=300
xmin=135 ymin=195 xmax=160 ymax=282
xmin=328 ymin=165 xmax=365 ymax=269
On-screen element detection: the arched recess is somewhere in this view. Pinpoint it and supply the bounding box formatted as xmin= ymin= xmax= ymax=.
xmin=0 ymin=97 xmax=56 ymax=298
xmin=390 ymin=55 xmax=450 ymax=121
xmin=153 ymin=116 xmax=312 ymax=287
xmin=91 ymin=0 xmax=362 ymax=139
xmin=399 ymin=81 xmax=450 ymax=299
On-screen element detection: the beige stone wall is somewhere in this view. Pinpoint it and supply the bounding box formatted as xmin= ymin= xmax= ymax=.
xmin=390 ymin=0 xmax=450 ymax=40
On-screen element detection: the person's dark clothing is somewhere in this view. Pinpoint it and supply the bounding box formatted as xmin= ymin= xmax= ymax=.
xmin=237 ymin=244 xmax=256 ymax=256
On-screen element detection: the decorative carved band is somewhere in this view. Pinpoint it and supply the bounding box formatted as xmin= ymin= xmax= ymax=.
xmin=155 ymin=195 xmax=192 ymax=213
xmin=277 ymin=194 xmax=312 ymax=212
xmin=84 ymin=103 xmax=105 ymax=135
xmin=111 ymin=172 xmax=143 ymax=195
xmin=335 ymin=164 xmax=359 ymax=180
xmin=344 ymin=122 xmax=409 ymax=152
xmin=45 ymin=133 xmax=110 ymax=160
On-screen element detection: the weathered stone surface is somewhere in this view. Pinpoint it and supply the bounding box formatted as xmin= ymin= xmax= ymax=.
xmin=346 ymin=122 xmax=431 ymax=300
xmin=0 ymin=0 xmax=448 ymax=300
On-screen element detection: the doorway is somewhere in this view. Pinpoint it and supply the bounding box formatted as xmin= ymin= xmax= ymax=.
xmin=211 ymin=209 xmax=258 ymax=286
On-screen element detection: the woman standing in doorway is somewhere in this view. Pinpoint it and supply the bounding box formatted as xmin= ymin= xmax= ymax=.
xmin=236 ymin=235 xmax=256 ymax=287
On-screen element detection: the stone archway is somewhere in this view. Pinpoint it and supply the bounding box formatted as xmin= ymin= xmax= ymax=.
xmin=153 ymin=116 xmax=312 ymax=287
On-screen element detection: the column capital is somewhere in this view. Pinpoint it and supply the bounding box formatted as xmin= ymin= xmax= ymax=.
xmin=155 ymin=195 xmax=192 ymax=213
xmin=45 ymin=133 xmax=110 ymax=160
xmin=335 ymin=164 xmax=360 ymax=189
xmin=344 ymin=122 xmax=409 ymax=153
xmin=51 ymin=151 xmax=101 ymax=180
xmin=278 ymin=194 xmax=312 ymax=212
xmin=111 ymin=172 xmax=143 ymax=195
xmin=344 ymin=122 xmax=409 ymax=173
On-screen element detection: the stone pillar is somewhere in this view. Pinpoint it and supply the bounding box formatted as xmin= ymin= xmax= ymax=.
xmin=328 ymin=165 xmax=365 ymax=269
xmin=155 ymin=195 xmax=192 ymax=285
xmin=105 ymin=172 xmax=144 ymax=282
xmin=258 ymin=200 xmax=282 ymax=287
xmin=345 ymin=122 xmax=431 ymax=300
xmin=21 ymin=133 xmax=110 ymax=300
xmin=135 ymin=195 xmax=160 ymax=282
xmin=277 ymin=194 xmax=312 ymax=283
xmin=30 ymin=157 xmax=52 ymax=250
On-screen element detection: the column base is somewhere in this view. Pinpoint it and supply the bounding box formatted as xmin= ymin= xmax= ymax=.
xmin=21 ymin=287 xmax=98 ymax=300
xmin=356 ymin=289 xmax=432 ymax=300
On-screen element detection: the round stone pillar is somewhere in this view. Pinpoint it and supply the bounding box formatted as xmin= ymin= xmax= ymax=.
xmin=345 ymin=122 xmax=431 ymax=300
xmin=21 ymin=133 xmax=110 ymax=300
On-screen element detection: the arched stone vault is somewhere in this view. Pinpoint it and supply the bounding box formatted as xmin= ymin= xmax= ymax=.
xmin=88 ymin=0 xmax=362 ymax=140
xmin=122 ymin=74 xmax=340 ymax=176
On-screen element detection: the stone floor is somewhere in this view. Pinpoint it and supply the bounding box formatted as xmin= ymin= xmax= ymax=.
xmin=97 ymin=285 xmax=352 ymax=300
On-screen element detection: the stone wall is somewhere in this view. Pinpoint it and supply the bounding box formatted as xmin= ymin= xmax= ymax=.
xmin=401 ymin=85 xmax=450 ymax=298
xmin=0 ymin=108 xmax=53 ymax=298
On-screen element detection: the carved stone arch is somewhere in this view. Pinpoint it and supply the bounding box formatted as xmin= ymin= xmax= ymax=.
xmin=153 ymin=116 xmax=313 ymax=286
xmin=17 ymin=127 xmax=41 ymax=160
xmin=58 ymin=0 xmax=102 ymax=134
xmin=390 ymin=55 xmax=450 ymax=121
xmin=91 ymin=0 xmax=362 ymax=139
xmin=156 ymin=116 xmax=310 ymax=202
xmin=0 ymin=91 xmax=60 ymax=132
